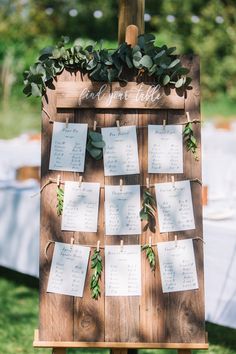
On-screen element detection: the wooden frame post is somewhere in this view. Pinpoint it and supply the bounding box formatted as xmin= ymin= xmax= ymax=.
xmin=118 ymin=0 xmax=145 ymax=43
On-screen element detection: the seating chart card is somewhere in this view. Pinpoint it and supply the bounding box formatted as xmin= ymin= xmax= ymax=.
xmin=157 ymin=239 xmax=199 ymax=293
xmin=49 ymin=122 xmax=88 ymax=172
xmin=105 ymin=185 xmax=141 ymax=235
xmin=148 ymin=125 xmax=183 ymax=173
xmin=105 ymin=245 xmax=141 ymax=296
xmin=101 ymin=126 xmax=139 ymax=176
xmin=47 ymin=242 xmax=90 ymax=297
xmin=155 ymin=180 xmax=195 ymax=233
xmin=61 ymin=181 xmax=100 ymax=232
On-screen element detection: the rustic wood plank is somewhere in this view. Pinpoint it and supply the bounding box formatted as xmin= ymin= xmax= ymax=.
xmin=56 ymin=82 xmax=185 ymax=109
xmin=139 ymin=110 xmax=169 ymax=343
xmin=163 ymin=56 xmax=205 ymax=343
xmin=104 ymin=110 xmax=140 ymax=342
xmin=39 ymin=74 xmax=74 ymax=341
xmin=33 ymin=340 xmax=208 ymax=349
xmin=73 ymin=109 xmax=105 ymax=342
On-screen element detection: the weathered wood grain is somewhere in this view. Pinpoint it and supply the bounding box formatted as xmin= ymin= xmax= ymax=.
xmin=39 ymin=72 xmax=74 ymax=341
xmin=56 ymin=81 xmax=185 ymax=109
xmin=73 ymin=70 xmax=105 ymax=341
xmin=39 ymin=55 xmax=206 ymax=347
xmin=104 ymin=110 xmax=140 ymax=342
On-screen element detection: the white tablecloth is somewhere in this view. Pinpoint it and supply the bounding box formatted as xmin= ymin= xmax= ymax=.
xmin=0 ymin=180 xmax=39 ymax=277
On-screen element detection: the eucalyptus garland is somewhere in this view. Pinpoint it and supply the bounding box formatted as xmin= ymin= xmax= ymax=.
xmin=142 ymin=244 xmax=156 ymax=272
xmin=140 ymin=190 xmax=157 ymax=233
xmin=86 ymin=130 xmax=105 ymax=160
xmin=183 ymin=122 xmax=198 ymax=160
xmin=23 ymin=34 xmax=191 ymax=97
xmin=90 ymin=249 xmax=103 ymax=300
xmin=56 ymin=186 xmax=64 ymax=216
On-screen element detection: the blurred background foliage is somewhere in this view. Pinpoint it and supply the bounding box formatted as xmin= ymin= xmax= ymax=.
xmin=0 ymin=0 xmax=235 ymax=137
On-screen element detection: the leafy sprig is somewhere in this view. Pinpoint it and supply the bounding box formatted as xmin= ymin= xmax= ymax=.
xmin=140 ymin=190 xmax=157 ymax=233
xmin=56 ymin=186 xmax=64 ymax=216
xmin=142 ymin=244 xmax=156 ymax=271
xmin=23 ymin=34 xmax=191 ymax=98
xmin=86 ymin=130 xmax=105 ymax=160
xmin=90 ymin=249 xmax=103 ymax=300
xmin=183 ymin=122 xmax=198 ymax=160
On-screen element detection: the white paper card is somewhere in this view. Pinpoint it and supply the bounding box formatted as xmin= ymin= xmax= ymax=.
xmin=105 ymin=245 xmax=141 ymax=296
xmin=47 ymin=242 xmax=90 ymax=297
xmin=105 ymin=185 xmax=141 ymax=235
xmin=49 ymin=122 xmax=88 ymax=172
xmin=148 ymin=125 xmax=183 ymax=173
xmin=155 ymin=180 xmax=195 ymax=233
xmin=61 ymin=181 xmax=100 ymax=232
xmin=157 ymin=239 xmax=199 ymax=293
xmin=102 ymin=126 xmax=139 ymax=176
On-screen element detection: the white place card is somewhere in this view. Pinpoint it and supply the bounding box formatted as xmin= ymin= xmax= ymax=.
xmin=105 ymin=185 xmax=141 ymax=235
xmin=49 ymin=122 xmax=88 ymax=172
xmin=148 ymin=125 xmax=183 ymax=173
xmin=61 ymin=181 xmax=100 ymax=232
xmin=105 ymin=245 xmax=141 ymax=296
xmin=101 ymin=126 xmax=139 ymax=176
xmin=157 ymin=239 xmax=199 ymax=293
xmin=155 ymin=180 xmax=195 ymax=233
xmin=47 ymin=242 xmax=90 ymax=297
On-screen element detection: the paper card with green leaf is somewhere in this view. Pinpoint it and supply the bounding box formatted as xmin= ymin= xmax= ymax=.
xmin=105 ymin=185 xmax=141 ymax=235
xmin=101 ymin=126 xmax=139 ymax=176
xmin=61 ymin=181 xmax=100 ymax=232
xmin=49 ymin=122 xmax=88 ymax=172
xmin=47 ymin=242 xmax=90 ymax=297
xmin=155 ymin=180 xmax=195 ymax=233
xmin=148 ymin=125 xmax=183 ymax=173
xmin=157 ymin=239 xmax=198 ymax=293
xmin=105 ymin=245 xmax=141 ymax=297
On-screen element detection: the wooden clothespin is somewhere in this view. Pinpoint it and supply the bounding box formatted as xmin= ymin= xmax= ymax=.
xmin=163 ymin=119 xmax=166 ymax=129
xmin=174 ymin=235 xmax=178 ymax=247
xmin=146 ymin=177 xmax=150 ymax=190
xmin=186 ymin=111 xmax=190 ymax=123
xmin=56 ymin=174 xmax=61 ymax=187
xmin=120 ymin=239 xmax=124 ymax=252
xmin=65 ymin=117 xmax=69 ymax=128
xmin=96 ymin=240 xmax=100 ymax=252
xmin=119 ymin=178 xmax=123 ymax=191
xmin=149 ymin=236 xmax=152 ymax=247
xmin=171 ymin=175 xmax=175 ymax=187
xmin=79 ymin=175 xmax=83 ymax=187
xmin=116 ymin=120 xmax=120 ymax=132
xmin=70 ymin=237 xmax=75 ymax=245
xmin=93 ymin=120 xmax=97 ymax=131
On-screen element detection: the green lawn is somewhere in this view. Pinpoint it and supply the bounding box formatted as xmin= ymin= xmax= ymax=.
xmin=0 ymin=268 xmax=236 ymax=354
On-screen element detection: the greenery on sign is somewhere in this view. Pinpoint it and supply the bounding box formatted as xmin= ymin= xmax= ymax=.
xmin=183 ymin=122 xmax=198 ymax=160
xmin=142 ymin=244 xmax=156 ymax=272
xmin=140 ymin=190 xmax=157 ymax=233
xmin=56 ymin=186 xmax=64 ymax=216
xmin=90 ymin=249 xmax=103 ymax=300
xmin=86 ymin=130 xmax=105 ymax=160
xmin=23 ymin=34 xmax=191 ymax=98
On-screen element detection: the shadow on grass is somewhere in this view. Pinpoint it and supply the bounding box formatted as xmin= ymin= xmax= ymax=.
xmin=0 ymin=266 xmax=39 ymax=289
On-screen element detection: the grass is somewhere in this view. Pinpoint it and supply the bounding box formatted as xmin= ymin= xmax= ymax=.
xmin=0 ymin=268 xmax=236 ymax=354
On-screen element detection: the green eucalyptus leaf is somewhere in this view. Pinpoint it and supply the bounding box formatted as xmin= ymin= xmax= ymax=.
xmin=163 ymin=74 xmax=170 ymax=85
xmin=139 ymin=55 xmax=153 ymax=69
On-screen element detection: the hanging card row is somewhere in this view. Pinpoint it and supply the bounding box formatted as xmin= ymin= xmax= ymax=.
xmin=49 ymin=122 xmax=184 ymax=175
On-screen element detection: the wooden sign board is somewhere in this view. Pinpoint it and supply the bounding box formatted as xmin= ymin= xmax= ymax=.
xmin=36 ymin=55 xmax=208 ymax=350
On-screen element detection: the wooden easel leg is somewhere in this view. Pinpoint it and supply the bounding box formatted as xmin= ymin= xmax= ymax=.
xmin=178 ymin=350 xmax=191 ymax=354
xmin=111 ymin=349 xmax=128 ymax=354
xmin=52 ymin=348 xmax=66 ymax=354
